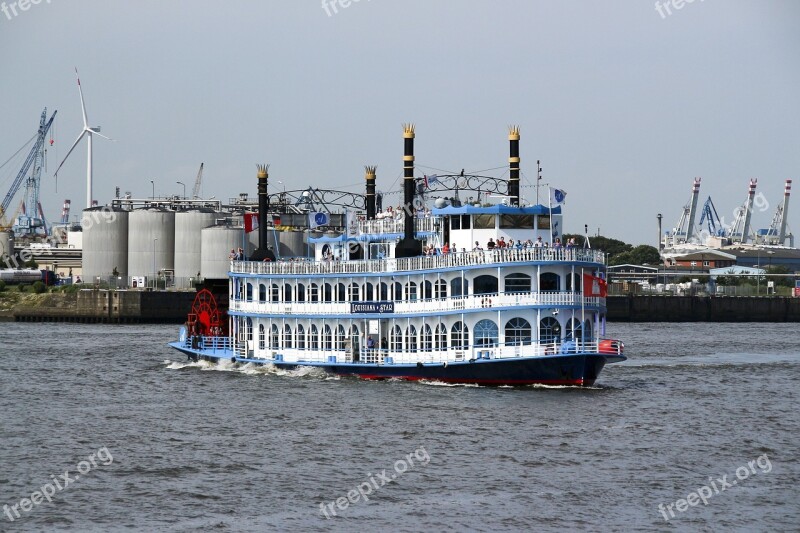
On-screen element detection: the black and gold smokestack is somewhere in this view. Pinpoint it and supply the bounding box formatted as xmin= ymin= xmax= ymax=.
xmin=508 ymin=125 xmax=520 ymax=206
xmin=365 ymin=166 xmax=377 ymax=220
xmin=396 ymin=123 xmax=422 ymax=257
xmin=250 ymin=164 xmax=275 ymax=262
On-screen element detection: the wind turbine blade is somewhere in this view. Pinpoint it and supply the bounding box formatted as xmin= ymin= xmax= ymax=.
xmin=53 ymin=130 xmax=87 ymax=177
xmin=89 ymin=129 xmax=115 ymax=141
xmin=75 ymin=67 xmax=88 ymax=128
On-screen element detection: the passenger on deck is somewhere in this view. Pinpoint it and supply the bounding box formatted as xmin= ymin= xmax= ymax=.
xmin=487 ymin=238 xmax=496 ymax=250
xmin=534 ymin=236 xmax=543 ymax=248
xmin=473 ymin=241 xmax=483 ymax=251
xmin=442 ymin=242 xmax=450 ymax=254
xmin=553 ymin=238 xmax=563 ymax=249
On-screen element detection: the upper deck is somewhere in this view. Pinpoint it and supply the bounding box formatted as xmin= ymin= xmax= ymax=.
xmin=232 ymin=247 xmax=605 ymax=278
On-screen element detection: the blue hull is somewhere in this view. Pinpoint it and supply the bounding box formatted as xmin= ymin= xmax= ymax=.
xmin=169 ymin=342 xmax=625 ymax=387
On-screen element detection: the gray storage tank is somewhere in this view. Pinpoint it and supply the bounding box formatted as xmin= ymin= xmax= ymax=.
xmin=201 ymin=225 xmax=254 ymax=279
xmin=278 ymin=230 xmax=308 ymax=257
xmin=81 ymin=207 xmax=129 ymax=280
xmin=174 ymin=209 xmax=218 ymax=281
xmin=0 ymin=230 xmax=13 ymax=262
xmin=127 ymin=208 xmax=175 ymax=279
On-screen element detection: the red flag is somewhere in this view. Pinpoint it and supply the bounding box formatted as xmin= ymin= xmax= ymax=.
xmin=244 ymin=213 xmax=259 ymax=233
xmin=583 ymin=273 xmax=607 ymax=297
xmin=272 ymin=214 xmax=281 ymax=226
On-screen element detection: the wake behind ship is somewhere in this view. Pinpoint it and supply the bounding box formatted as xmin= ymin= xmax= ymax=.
xmin=169 ymin=125 xmax=626 ymax=386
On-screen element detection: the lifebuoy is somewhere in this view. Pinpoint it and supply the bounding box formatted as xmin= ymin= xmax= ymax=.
xmin=263 ymin=258 xmax=272 ymax=262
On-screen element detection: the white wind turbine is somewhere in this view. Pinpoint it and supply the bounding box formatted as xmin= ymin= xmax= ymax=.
xmin=53 ymin=68 xmax=114 ymax=209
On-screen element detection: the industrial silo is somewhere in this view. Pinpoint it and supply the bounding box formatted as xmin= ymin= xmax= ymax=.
xmin=201 ymin=225 xmax=253 ymax=279
xmin=81 ymin=207 xmax=129 ymax=281
xmin=0 ymin=230 xmax=13 ymax=262
xmin=127 ymin=208 xmax=175 ymax=281
xmin=278 ymin=230 xmax=308 ymax=257
xmin=174 ymin=209 xmax=218 ymax=284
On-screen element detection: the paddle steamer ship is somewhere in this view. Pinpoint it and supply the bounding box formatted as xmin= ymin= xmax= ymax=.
xmin=170 ymin=125 xmax=625 ymax=386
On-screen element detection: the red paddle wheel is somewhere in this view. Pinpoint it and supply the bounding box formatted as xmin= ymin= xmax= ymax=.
xmin=187 ymin=288 xmax=226 ymax=336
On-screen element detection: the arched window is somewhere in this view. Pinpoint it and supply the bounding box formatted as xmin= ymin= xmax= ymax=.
xmin=434 ymin=323 xmax=447 ymax=350
xmin=246 ymin=318 xmax=253 ymax=341
xmin=505 ymin=273 xmax=531 ymax=293
xmin=421 ymin=324 xmax=432 ymax=352
xmin=284 ymin=324 xmax=293 ymax=349
xmin=270 ymin=324 xmax=280 ymax=349
xmin=435 ymin=279 xmax=447 ymax=299
xmin=565 ymin=318 xmax=582 ymax=342
xmin=337 ymin=283 xmax=346 ymax=302
xmin=474 ymin=319 xmax=498 ymax=347
xmin=390 ymin=325 xmax=403 ymax=352
xmin=323 ymin=324 xmax=332 ymax=350
xmin=540 ymin=272 xmax=560 ymax=291
xmin=474 ymin=275 xmax=498 ymax=295
xmin=349 ymin=283 xmax=360 ymax=302
xmin=271 ymin=283 xmax=280 ymax=302
xmin=297 ymin=283 xmax=306 ymax=302
xmin=565 ymin=272 xmax=581 ymax=292
xmin=246 ymin=283 xmax=253 ymax=302
xmin=258 ymin=283 xmax=267 ymax=303
xmin=284 ymin=283 xmax=293 ymax=302
xmin=406 ymin=325 xmax=418 ymax=353
xmin=258 ymin=324 xmax=265 ymax=349
xmin=363 ymin=283 xmax=374 ymax=301
xmin=405 ymin=282 xmax=417 ymax=301
xmin=539 ymin=317 xmax=561 ymax=344
xmin=296 ymin=324 xmax=306 ymax=350
xmin=350 ymin=324 xmax=360 ymax=349
xmin=379 ymin=282 xmax=389 ymax=301
xmin=310 ymin=283 xmax=319 ymax=302
xmin=336 ymin=325 xmax=346 ymax=350
xmin=323 ymin=283 xmax=333 ymax=303
xmin=393 ymin=282 xmax=403 ymax=302
xmin=422 ymin=280 xmax=433 ymax=300
xmin=583 ymin=319 xmax=593 ymax=342
xmin=450 ymin=321 xmax=469 ymax=349
xmin=310 ymin=324 xmax=319 ymax=350
xmin=451 ymin=277 xmax=468 ymax=298
xmin=505 ymin=317 xmax=531 ymax=346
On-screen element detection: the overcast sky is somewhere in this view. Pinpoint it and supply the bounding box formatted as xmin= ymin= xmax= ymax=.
xmin=1 ymin=0 xmax=797 ymax=246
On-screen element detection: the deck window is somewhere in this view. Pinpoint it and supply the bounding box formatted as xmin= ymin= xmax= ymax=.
xmin=337 ymin=283 xmax=346 ymax=303
xmin=505 ymin=273 xmax=531 ymax=293
xmin=474 ymin=275 xmax=498 ymax=295
xmin=258 ymin=283 xmax=267 ymax=303
xmin=310 ymin=325 xmax=319 ymax=350
xmin=310 ymin=283 xmax=319 ymax=303
xmin=505 ymin=317 xmax=531 ymax=346
xmin=246 ymin=318 xmax=253 ymax=341
xmin=258 ymin=324 xmax=265 ymax=349
xmin=284 ymin=283 xmax=293 ymax=302
xmin=379 ymin=282 xmax=389 ymax=301
xmin=536 ymin=214 xmax=550 ymax=229
xmin=297 ymin=284 xmax=306 ymax=302
xmin=583 ymin=319 xmax=593 ymax=341
xmin=349 ymin=283 xmax=360 ymax=302
xmin=323 ymin=325 xmax=332 ymax=350
xmin=500 ymin=214 xmax=534 ymax=229
xmin=284 ymin=324 xmax=293 ymax=349
xmin=435 ymin=279 xmax=447 ymax=299
xmin=434 ymin=323 xmax=447 ymax=350
xmin=565 ymin=318 xmax=582 ymax=342
xmin=474 ymin=319 xmax=498 ymax=347
xmin=421 ymin=324 xmax=433 ymax=352
xmin=364 ymin=283 xmax=374 ymax=301
xmin=390 ymin=325 xmax=403 ymax=352
xmin=450 ymin=277 xmax=468 ymax=298
xmin=271 ymin=324 xmax=279 ymax=349
xmin=296 ymin=324 xmax=306 ymax=350
xmin=323 ymin=283 xmax=333 ymax=303
xmin=450 ymin=322 xmax=469 ymax=350
xmin=539 ymin=272 xmax=560 ymax=291
xmin=539 ymin=317 xmax=561 ymax=344
xmin=393 ymin=282 xmax=403 ymax=302
xmin=271 ymin=283 xmax=280 ymax=303
xmin=336 ymin=325 xmax=346 ymax=351
xmin=473 ymin=214 xmax=495 ymax=229
xmin=405 ymin=282 xmax=417 ymax=301
xmin=406 ymin=325 xmax=418 ymax=353
xmin=566 ymin=273 xmax=580 ymax=292
xmin=422 ymin=280 xmax=433 ymax=300
xmin=246 ymin=283 xmax=253 ymax=302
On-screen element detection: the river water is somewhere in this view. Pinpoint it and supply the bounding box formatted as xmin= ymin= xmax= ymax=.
xmin=1 ymin=322 xmax=798 ymax=532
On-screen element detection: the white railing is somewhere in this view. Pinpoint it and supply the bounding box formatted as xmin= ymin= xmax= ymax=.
xmin=233 ymin=339 xmax=623 ymax=365
xmin=232 ymin=247 xmax=606 ymax=277
xmin=230 ymin=291 xmax=604 ymax=315
xmin=356 ymin=217 xmax=436 ymax=235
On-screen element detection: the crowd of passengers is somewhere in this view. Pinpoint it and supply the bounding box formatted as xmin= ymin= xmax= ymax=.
xmin=424 ymin=236 xmax=578 ymax=256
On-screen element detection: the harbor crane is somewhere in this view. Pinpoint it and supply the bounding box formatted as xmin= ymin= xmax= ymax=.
xmin=191 ymin=162 xmax=204 ymax=199
xmin=698 ymin=196 xmax=725 ymax=237
xmin=1 ymin=108 xmax=56 ymax=235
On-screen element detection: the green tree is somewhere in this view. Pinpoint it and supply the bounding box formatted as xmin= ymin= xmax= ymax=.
xmin=610 ymin=245 xmax=661 ymax=266
xmin=32 ymin=281 xmax=46 ymax=294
